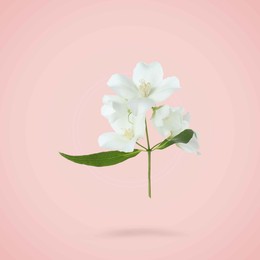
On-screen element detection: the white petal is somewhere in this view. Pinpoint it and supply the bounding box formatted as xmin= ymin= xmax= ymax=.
xmin=101 ymin=95 xmax=125 ymax=120
xmin=151 ymin=106 xmax=170 ymax=137
xmin=101 ymin=95 xmax=132 ymax=133
xmin=101 ymin=96 xmax=128 ymax=126
xmin=152 ymin=106 xmax=170 ymax=127
xmin=123 ymin=139 xmax=138 ymax=152
xmin=133 ymin=62 xmax=163 ymax=86
xmin=98 ymin=132 xmax=136 ymax=152
xmin=149 ymin=76 xmax=180 ymax=103
xmin=171 ymin=107 xmax=190 ymax=135
xmin=110 ymin=117 xmax=133 ymax=135
xmin=102 ymin=95 xmax=125 ymax=104
xmin=183 ymin=112 xmax=190 ymax=123
xmin=133 ymin=113 xmax=146 ymax=138
xmin=101 ymin=103 xmax=114 ymax=118
xmin=176 ymin=135 xmax=200 ymax=154
xmin=128 ymin=98 xmax=155 ymax=115
xmin=107 ymin=74 xmax=138 ymax=99
xmin=154 ymin=125 xmax=171 ymax=137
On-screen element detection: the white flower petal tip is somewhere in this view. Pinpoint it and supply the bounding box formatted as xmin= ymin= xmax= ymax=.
xmin=177 ymin=135 xmax=200 ymax=154
xmin=133 ymin=62 xmax=164 ymax=86
xmin=149 ymin=77 xmax=180 ymax=103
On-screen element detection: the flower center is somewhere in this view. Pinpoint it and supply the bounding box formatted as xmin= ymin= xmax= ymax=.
xmin=123 ymin=128 xmax=134 ymax=140
xmin=139 ymin=80 xmax=152 ymax=97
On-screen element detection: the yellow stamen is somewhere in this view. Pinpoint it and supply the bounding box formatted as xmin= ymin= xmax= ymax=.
xmin=139 ymin=80 xmax=152 ymax=97
xmin=123 ymin=129 xmax=134 ymax=140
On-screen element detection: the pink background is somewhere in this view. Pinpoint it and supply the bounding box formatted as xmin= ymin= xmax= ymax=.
xmin=1 ymin=0 xmax=260 ymax=259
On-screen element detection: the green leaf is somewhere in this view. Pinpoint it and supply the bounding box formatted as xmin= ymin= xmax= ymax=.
xmin=155 ymin=129 xmax=195 ymax=150
xmin=59 ymin=149 xmax=142 ymax=167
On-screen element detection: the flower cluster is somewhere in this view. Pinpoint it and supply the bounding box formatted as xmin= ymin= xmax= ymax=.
xmin=60 ymin=61 xmax=199 ymax=198
xmin=98 ymin=61 xmax=199 ymax=154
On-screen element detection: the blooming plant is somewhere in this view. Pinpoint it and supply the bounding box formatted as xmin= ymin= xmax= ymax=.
xmin=60 ymin=62 xmax=199 ymax=198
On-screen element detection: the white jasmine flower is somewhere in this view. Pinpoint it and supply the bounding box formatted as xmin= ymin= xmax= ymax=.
xmin=107 ymin=62 xmax=180 ymax=113
xmin=152 ymin=105 xmax=199 ymax=153
xmin=98 ymin=95 xmax=145 ymax=152
xmin=98 ymin=114 xmax=145 ymax=152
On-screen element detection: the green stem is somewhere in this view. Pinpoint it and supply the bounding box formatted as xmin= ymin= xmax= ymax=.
xmin=136 ymin=142 xmax=147 ymax=151
xmin=145 ymin=119 xmax=151 ymax=150
xmin=148 ymin=150 xmax=151 ymax=198
xmin=145 ymin=119 xmax=152 ymax=198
